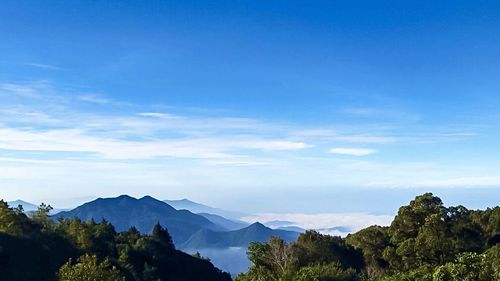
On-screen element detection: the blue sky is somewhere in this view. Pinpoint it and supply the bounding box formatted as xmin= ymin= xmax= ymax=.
xmin=1 ymin=0 xmax=500 ymax=222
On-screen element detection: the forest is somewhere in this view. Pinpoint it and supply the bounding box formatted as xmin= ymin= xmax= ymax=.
xmin=236 ymin=193 xmax=500 ymax=281
xmin=0 ymin=201 xmax=231 ymax=281
xmin=0 ymin=193 xmax=499 ymax=281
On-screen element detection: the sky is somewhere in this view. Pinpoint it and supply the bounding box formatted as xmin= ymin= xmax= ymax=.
xmin=1 ymin=0 xmax=500 ymax=224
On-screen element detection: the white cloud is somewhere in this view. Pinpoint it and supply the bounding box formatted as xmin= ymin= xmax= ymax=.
xmin=1 ymin=79 xmax=495 ymax=207
xmin=24 ymin=63 xmax=62 ymax=70
xmin=79 ymin=94 xmax=111 ymax=104
xmin=0 ymin=126 xmax=309 ymax=160
xmin=0 ymin=83 xmax=39 ymax=97
xmin=329 ymin=147 xmax=377 ymax=156
xmin=137 ymin=112 xmax=181 ymax=119
xmin=242 ymin=213 xmax=394 ymax=236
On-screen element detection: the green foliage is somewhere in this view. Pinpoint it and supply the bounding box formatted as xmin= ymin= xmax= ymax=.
xmin=386 ymin=193 xmax=447 ymax=270
xmin=238 ymin=232 xmax=364 ymax=281
xmin=295 ymin=230 xmax=363 ymax=270
xmin=58 ymin=254 xmax=124 ymax=281
xmin=471 ymin=207 xmax=500 ymax=246
xmin=239 ymin=193 xmax=499 ymax=281
xmin=295 ymin=263 xmax=361 ymax=281
xmin=346 ymin=226 xmax=389 ymax=279
xmin=151 ymin=222 xmax=174 ymax=251
xmin=0 ymin=200 xmax=231 ymax=281
xmin=31 ymin=203 xmax=55 ymax=229
xmin=0 ymin=200 xmax=40 ymax=236
xmin=484 ymin=244 xmax=500 ymax=280
xmin=1 ymin=194 xmax=498 ymax=281
xmin=433 ymin=252 xmax=490 ymax=281
xmin=380 ymin=265 xmax=434 ymax=281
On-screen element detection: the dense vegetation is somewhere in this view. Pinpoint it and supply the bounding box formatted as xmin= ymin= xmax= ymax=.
xmin=0 ymin=193 xmax=498 ymax=280
xmin=0 ymin=201 xmax=232 ymax=281
xmin=236 ymin=193 xmax=500 ymax=281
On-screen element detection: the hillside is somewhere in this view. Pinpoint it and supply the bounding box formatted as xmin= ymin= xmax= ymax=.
xmin=0 ymin=200 xmax=231 ymax=281
xmin=56 ymin=195 xmax=222 ymax=244
xmin=198 ymin=212 xmax=249 ymax=231
xmin=181 ymin=222 xmax=299 ymax=249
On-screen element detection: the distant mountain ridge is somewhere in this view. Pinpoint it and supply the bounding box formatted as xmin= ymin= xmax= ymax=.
xmin=16 ymin=195 xmax=302 ymax=276
xmin=55 ymin=195 xmax=222 ymax=244
xmin=180 ymin=222 xmax=299 ymax=249
xmin=8 ymin=200 xmax=38 ymax=212
xmin=198 ymin=213 xmax=249 ymax=231
xmin=8 ymin=200 xmax=67 ymax=214
xmin=164 ymin=199 xmax=246 ymax=220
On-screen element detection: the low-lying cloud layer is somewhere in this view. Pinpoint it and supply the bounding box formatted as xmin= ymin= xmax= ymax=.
xmin=242 ymin=212 xmax=394 ymax=236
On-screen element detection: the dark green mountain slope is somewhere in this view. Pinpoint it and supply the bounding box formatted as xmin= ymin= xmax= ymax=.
xmin=181 ymin=222 xmax=299 ymax=249
xmin=0 ymin=200 xmax=231 ymax=281
xmin=56 ymin=195 xmax=221 ymax=244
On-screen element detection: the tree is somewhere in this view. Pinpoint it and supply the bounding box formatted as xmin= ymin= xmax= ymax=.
xmin=414 ymin=213 xmax=450 ymax=265
xmin=295 ymin=230 xmax=363 ymax=270
xmin=295 ymin=263 xmax=360 ymax=281
xmin=346 ymin=226 xmax=389 ymax=278
xmin=58 ymin=254 xmax=124 ymax=281
xmin=242 ymin=237 xmax=296 ymax=281
xmin=31 ymin=203 xmax=54 ymax=229
xmin=445 ymin=206 xmax=484 ymax=254
xmin=0 ymin=200 xmax=40 ymax=236
xmin=432 ymin=252 xmax=495 ymax=281
xmin=386 ymin=193 xmax=447 ymax=270
xmin=151 ymin=222 xmax=174 ymax=251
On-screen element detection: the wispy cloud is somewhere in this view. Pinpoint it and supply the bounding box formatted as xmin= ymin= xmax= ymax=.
xmin=137 ymin=112 xmax=181 ymax=119
xmin=24 ymin=63 xmax=62 ymax=70
xmin=329 ymin=147 xmax=377 ymax=156
xmin=78 ymin=94 xmax=111 ymax=105
xmin=0 ymin=126 xmax=310 ymax=159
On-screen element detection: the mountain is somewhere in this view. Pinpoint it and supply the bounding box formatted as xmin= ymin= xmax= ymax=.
xmin=8 ymin=200 xmax=68 ymax=214
xmin=277 ymin=226 xmax=306 ymax=233
xmin=317 ymin=226 xmax=353 ymax=237
xmin=180 ymin=222 xmax=299 ymax=249
xmin=8 ymin=200 xmax=38 ymax=212
xmin=56 ymin=195 xmax=222 ymax=244
xmin=319 ymin=226 xmax=352 ymax=233
xmin=165 ymin=199 xmax=246 ymax=220
xmin=198 ymin=213 xmax=249 ymax=231
xmin=263 ymin=220 xmax=297 ymax=228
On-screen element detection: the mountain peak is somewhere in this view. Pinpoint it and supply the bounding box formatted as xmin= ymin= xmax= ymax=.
xmin=140 ymin=195 xmax=157 ymax=201
xmin=248 ymin=222 xmax=268 ymax=229
xmin=116 ymin=194 xmax=135 ymax=200
xmin=7 ymin=200 xmax=38 ymax=211
xmin=9 ymin=199 xmax=34 ymax=205
xmin=56 ymin=195 xmax=218 ymax=244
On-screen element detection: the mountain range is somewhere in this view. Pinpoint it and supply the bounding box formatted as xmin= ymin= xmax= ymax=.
xmin=180 ymin=222 xmax=299 ymax=249
xmin=164 ymin=198 xmax=246 ymax=220
xmin=56 ymin=195 xmax=222 ymax=244
xmin=55 ymin=195 xmax=297 ymax=249
xmin=12 ymin=195 xmax=361 ymax=275
xmin=197 ymin=212 xmax=249 ymax=231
